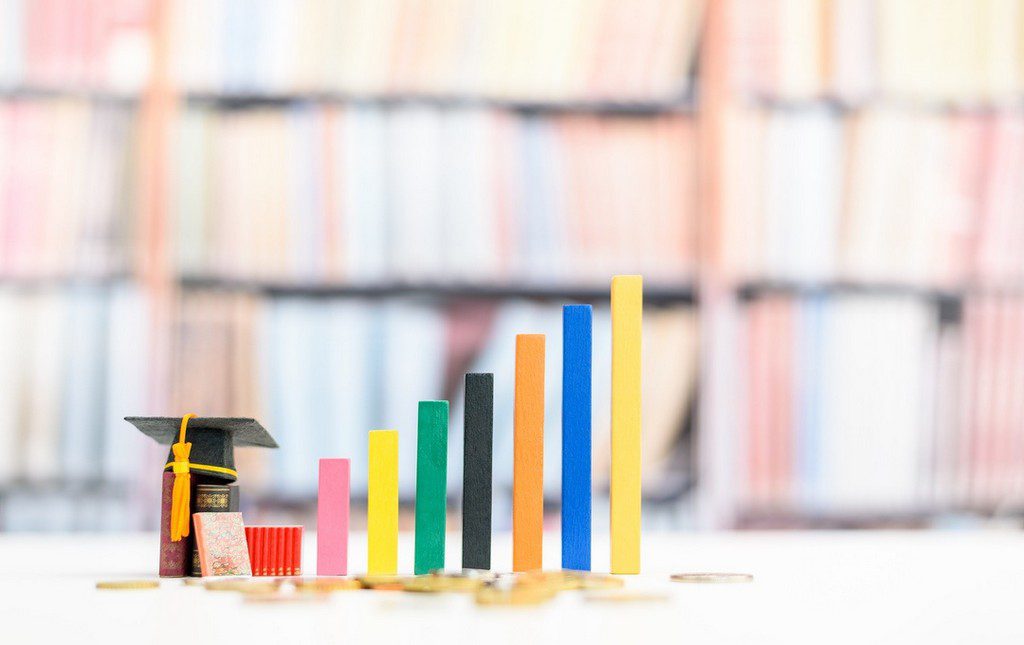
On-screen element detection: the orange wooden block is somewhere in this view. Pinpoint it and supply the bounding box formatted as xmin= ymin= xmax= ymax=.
xmin=513 ymin=334 xmax=545 ymax=572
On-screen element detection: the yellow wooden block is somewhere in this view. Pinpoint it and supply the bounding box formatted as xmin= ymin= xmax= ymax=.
xmin=610 ymin=275 xmax=642 ymax=574
xmin=368 ymin=430 xmax=399 ymax=575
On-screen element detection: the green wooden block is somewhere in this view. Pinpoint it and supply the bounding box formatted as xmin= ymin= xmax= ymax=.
xmin=414 ymin=400 xmax=449 ymax=575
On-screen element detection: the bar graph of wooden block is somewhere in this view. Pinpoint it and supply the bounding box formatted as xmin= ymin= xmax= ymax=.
xmin=414 ymin=401 xmax=449 ymax=575
xmin=513 ymin=334 xmax=545 ymax=572
xmin=611 ymin=275 xmax=642 ymax=574
xmin=368 ymin=430 xmax=399 ymax=575
xmin=562 ymin=304 xmax=592 ymax=571
xmin=462 ymin=373 xmax=493 ymax=570
xmin=317 ymin=458 xmax=350 ymax=576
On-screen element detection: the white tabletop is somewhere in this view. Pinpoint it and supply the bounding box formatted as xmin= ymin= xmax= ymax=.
xmin=2 ymin=531 xmax=1021 ymax=644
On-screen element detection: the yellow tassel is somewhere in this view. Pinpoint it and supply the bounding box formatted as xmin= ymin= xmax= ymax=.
xmin=169 ymin=414 xmax=197 ymax=542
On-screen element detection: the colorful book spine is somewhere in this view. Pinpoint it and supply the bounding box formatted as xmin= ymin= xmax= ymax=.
xmin=245 ymin=526 xmax=304 ymax=576
xmin=256 ymin=527 xmax=267 ymax=576
xmin=158 ymin=472 xmax=189 ymax=577
xmin=292 ymin=526 xmax=302 ymax=576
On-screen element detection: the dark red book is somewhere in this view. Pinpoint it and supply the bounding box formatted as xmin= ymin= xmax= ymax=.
xmin=159 ymin=472 xmax=190 ymax=577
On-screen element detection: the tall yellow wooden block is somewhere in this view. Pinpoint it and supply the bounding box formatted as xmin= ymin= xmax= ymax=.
xmin=368 ymin=430 xmax=399 ymax=574
xmin=610 ymin=275 xmax=642 ymax=574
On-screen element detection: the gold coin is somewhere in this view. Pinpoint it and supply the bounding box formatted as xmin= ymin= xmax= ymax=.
xmin=513 ymin=571 xmax=580 ymax=592
xmin=585 ymin=591 xmax=670 ymax=603
xmin=294 ymin=578 xmax=362 ymax=592
xmin=404 ymin=573 xmax=484 ymax=593
xmin=204 ymin=579 xmax=282 ymax=593
xmin=670 ymin=573 xmax=754 ymax=584
xmin=475 ymin=584 xmax=557 ymax=607
xmin=356 ymin=575 xmax=409 ymax=590
xmin=96 ymin=580 xmax=159 ymax=590
xmin=573 ymin=573 xmax=625 ymax=590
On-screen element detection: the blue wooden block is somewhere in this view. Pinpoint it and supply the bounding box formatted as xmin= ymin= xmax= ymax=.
xmin=561 ymin=304 xmax=592 ymax=571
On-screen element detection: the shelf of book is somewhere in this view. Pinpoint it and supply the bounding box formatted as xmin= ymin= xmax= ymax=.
xmin=744 ymin=94 xmax=1024 ymax=116
xmin=735 ymin=505 xmax=1024 ymax=530
xmin=9 ymin=0 xmax=1024 ymax=531
xmin=0 ymin=276 xmax=698 ymax=306
xmin=735 ymin=281 xmax=964 ymax=303
xmin=185 ymin=92 xmax=698 ymax=116
xmin=177 ymin=277 xmax=698 ymax=305
xmin=0 ymin=87 xmax=139 ymax=105
xmin=0 ymin=275 xmax=134 ymax=290
xmin=0 ymin=86 xmax=696 ymax=116
xmin=0 ymin=478 xmax=133 ymax=497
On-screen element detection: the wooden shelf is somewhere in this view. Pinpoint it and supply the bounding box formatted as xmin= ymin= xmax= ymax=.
xmin=185 ymin=91 xmax=697 ymax=115
xmin=0 ymin=86 xmax=697 ymax=116
xmin=0 ymin=86 xmax=139 ymax=105
xmin=743 ymin=93 xmax=1024 ymax=115
xmin=735 ymin=280 xmax=1024 ymax=303
xmin=0 ymin=274 xmax=131 ymax=289
xmin=178 ymin=276 xmax=698 ymax=305
xmin=736 ymin=280 xmax=963 ymax=303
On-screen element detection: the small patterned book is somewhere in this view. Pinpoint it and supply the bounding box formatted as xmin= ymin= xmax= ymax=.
xmin=193 ymin=512 xmax=252 ymax=577
xmin=190 ymin=483 xmax=235 ymax=576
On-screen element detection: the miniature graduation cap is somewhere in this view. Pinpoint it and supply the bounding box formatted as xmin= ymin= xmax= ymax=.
xmin=126 ymin=414 xmax=278 ymax=542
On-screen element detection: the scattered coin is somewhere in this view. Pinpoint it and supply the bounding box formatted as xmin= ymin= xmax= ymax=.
xmin=475 ymin=583 xmax=557 ymax=607
xmin=294 ymin=578 xmax=362 ymax=592
xmin=572 ymin=573 xmax=625 ymax=591
xmin=514 ymin=571 xmax=581 ymax=592
xmin=96 ymin=580 xmax=160 ymax=590
xmin=670 ymin=573 xmax=754 ymax=584
xmin=204 ymin=579 xmax=282 ymax=593
xmin=356 ymin=575 xmax=410 ymax=591
xmin=403 ymin=574 xmax=482 ymax=593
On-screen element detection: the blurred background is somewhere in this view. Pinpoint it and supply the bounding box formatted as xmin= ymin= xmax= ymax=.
xmin=0 ymin=0 xmax=1021 ymax=533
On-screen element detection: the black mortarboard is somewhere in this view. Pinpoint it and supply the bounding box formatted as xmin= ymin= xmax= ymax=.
xmin=126 ymin=415 xmax=278 ymax=542
xmin=126 ymin=416 xmax=278 ymax=483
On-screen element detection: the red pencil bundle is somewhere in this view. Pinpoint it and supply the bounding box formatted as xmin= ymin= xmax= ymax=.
xmin=244 ymin=526 xmax=304 ymax=576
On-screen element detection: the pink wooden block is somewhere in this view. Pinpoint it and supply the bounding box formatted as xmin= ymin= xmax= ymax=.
xmin=317 ymin=458 xmax=350 ymax=575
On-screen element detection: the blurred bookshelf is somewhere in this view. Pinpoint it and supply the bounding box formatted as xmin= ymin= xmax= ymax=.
xmin=0 ymin=0 xmax=703 ymax=532
xmin=698 ymin=0 xmax=1024 ymax=531
xmin=5 ymin=0 xmax=1024 ymax=532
